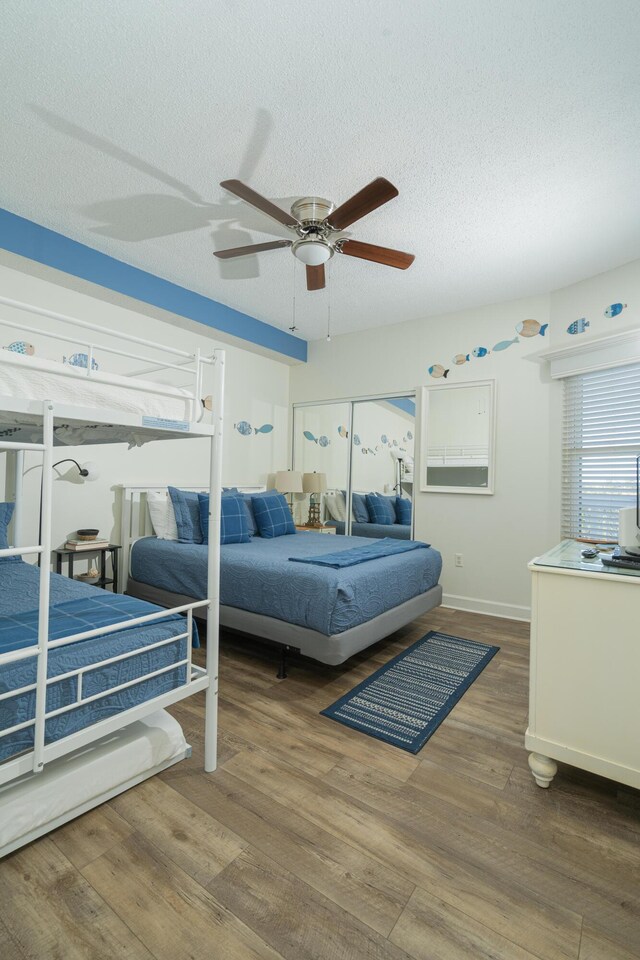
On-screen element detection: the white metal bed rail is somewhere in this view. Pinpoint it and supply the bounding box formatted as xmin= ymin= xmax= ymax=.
xmin=0 ymin=295 xmax=214 ymax=423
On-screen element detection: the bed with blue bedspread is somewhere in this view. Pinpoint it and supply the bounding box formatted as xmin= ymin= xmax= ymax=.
xmin=0 ymin=560 xmax=191 ymax=763
xmin=128 ymin=532 xmax=442 ymax=666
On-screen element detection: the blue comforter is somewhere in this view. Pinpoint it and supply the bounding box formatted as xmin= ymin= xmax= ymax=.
xmin=0 ymin=561 xmax=190 ymax=763
xmin=131 ymin=533 xmax=442 ymax=636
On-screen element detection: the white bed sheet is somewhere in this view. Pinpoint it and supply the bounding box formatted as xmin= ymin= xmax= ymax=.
xmin=0 ymin=709 xmax=187 ymax=854
xmin=0 ymin=349 xmax=194 ymax=421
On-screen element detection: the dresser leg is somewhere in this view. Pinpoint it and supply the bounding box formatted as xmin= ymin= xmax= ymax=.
xmin=528 ymin=752 xmax=558 ymax=788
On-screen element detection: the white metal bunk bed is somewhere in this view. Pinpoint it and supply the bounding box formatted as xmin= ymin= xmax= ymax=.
xmin=0 ymin=295 xmax=224 ymax=856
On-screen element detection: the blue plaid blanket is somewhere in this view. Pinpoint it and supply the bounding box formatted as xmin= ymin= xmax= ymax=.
xmin=0 ymin=593 xmax=197 ymax=655
xmin=288 ymin=537 xmax=430 ymax=569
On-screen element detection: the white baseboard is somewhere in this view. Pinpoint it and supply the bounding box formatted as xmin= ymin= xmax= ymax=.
xmin=442 ymin=592 xmax=531 ymax=622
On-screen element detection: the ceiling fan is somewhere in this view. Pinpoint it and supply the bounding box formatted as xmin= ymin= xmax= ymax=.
xmin=213 ymin=177 xmax=415 ymax=290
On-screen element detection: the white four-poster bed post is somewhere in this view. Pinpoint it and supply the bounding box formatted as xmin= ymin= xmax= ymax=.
xmin=205 ymin=348 xmax=225 ymax=772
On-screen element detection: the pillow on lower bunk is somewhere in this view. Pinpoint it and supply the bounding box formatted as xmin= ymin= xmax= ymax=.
xmin=198 ymin=494 xmax=252 ymax=544
xmin=350 ymin=492 xmax=371 ymax=524
xmin=251 ymin=492 xmax=296 ymax=538
xmin=0 ymin=502 xmax=15 ymax=560
xmin=365 ymin=493 xmax=397 ymax=525
xmin=168 ymin=487 xmax=204 ymax=544
xmin=146 ymin=490 xmax=179 ymax=541
xmin=395 ymin=496 xmax=412 ymax=525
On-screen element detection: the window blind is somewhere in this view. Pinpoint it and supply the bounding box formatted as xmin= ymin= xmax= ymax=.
xmin=562 ymin=362 xmax=640 ymax=540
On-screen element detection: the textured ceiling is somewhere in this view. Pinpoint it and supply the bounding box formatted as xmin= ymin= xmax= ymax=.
xmin=2 ymin=0 xmax=640 ymax=342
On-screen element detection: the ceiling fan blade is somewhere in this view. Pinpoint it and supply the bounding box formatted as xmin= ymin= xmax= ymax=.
xmin=327 ymin=177 xmax=399 ymax=230
xmin=213 ymin=239 xmax=291 ymax=260
xmin=220 ymin=179 xmax=300 ymax=228
xmin=338 ymin=239 xmax=415 ymax=270
xmin=306 ymin=264 xmax=325 ymax=291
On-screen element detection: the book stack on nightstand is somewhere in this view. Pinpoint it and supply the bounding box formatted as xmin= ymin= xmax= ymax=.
xmin=295 ymin=525 xmax=336 ymax=535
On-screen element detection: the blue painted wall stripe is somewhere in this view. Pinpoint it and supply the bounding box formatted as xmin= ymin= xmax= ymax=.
xmin=0 ymin=208 xmax=307 ymax=362
xmin=386 ymin=396 xmax=416 ymax=417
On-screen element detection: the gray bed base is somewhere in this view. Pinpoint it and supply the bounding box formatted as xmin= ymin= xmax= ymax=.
xmin=126 ymin=576 xmax=443 ymax=669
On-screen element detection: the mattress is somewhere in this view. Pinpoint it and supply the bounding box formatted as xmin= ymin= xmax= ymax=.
xmin=0 ymin=709 xmax=187 ymax=856
xmin=130 ymin=533 xmax=442 ymax=636
xmin=326 ymin=521 xmax=411 ymax=540
xmin=0 ymin=349 xmax=197 ymax=443
xmin=0 ymin=561 xmax=190 ymax=763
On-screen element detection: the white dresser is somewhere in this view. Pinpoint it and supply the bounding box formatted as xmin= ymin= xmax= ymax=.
xmin=526 ymin=540 xmax=640 ymax=789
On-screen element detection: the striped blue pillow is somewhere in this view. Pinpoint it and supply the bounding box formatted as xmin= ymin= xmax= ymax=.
xmin=251 ymin=493 xmax=296 ymax=538
xmin=198 ymin=494 xmax=251 ymax=545
xmin=395 ymin=497 xmax=412 ymax=525
xmin=365 ymin=493 xmax=396 ymax=525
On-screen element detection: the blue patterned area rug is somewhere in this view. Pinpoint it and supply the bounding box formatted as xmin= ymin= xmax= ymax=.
xmin=321 ymin=631 xmax=499 ymax=753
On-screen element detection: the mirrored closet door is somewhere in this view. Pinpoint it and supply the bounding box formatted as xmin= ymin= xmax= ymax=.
xmin=293 ymin=394 xmax=415 ymax=539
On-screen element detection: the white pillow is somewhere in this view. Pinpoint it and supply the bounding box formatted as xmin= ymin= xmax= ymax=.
xmin=324 ymin=490 xmax=347 ymax=522
xmin=146 ymin=490 xmax=178 ymax=540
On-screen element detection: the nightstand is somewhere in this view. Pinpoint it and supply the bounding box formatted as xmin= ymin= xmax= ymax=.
xmin=295 ymin=525 xmax=337 ymax=535
xmin=54 ymin=544 xmax=122 ymax=591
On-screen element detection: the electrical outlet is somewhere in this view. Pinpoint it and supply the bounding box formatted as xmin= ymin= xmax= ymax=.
xmin=455 ymin=553 xmax=463 ymax=567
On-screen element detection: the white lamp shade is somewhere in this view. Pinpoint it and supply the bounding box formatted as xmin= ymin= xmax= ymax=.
xmin=302 ymin=472 xmax=327 ymax=494
xmin=275 ymin=470 xmax=303 ymax=494
xmin=81 ymin=461 xmax=99 ymax=482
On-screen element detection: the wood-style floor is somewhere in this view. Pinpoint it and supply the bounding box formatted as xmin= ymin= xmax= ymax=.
xmin=1 ymin=607 xmax=639 ymax=960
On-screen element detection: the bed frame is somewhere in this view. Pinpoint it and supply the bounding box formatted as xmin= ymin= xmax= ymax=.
xmin=0 ymin=296 xmax=225 ymax=855
xmin=120 ymin=484 xmax=443 ymax=676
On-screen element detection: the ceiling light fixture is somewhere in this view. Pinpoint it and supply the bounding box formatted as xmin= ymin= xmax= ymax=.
xmin=291 ymin=237 xmax=333 ymax=266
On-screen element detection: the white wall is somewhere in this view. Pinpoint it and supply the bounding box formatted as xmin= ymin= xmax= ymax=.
xmin=291 ymin=295 xmax=560 ymax=619
xmin=549 ymin=257 xmax=640 ymax=345
xmin=0 ymin=259 xmax=291 ymax=554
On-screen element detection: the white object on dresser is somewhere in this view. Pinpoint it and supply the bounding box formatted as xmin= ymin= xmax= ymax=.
xmin=526 ymin=540 xmax=640 ymax=790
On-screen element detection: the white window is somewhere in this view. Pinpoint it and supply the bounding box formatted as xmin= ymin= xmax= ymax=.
xmin=562 ymin=362 xmax=640 ymax=540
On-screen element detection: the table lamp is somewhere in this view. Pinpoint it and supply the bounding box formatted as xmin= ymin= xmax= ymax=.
xmin=302 ymin=472 xmax=327 ymax=527
xmin=275 ymin=470 xmax=303 ymax=516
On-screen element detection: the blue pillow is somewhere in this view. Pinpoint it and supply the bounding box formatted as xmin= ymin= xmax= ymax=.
xmin=251 ymin=492 xmax=296 ymax=538
xmin=198 ymin=494 xmax=251 ymax=545
xmin=0 ymin=502 xmax=15 ymax=560
xmin=366 ymin=493 xmax=396 ymax=525
xmin=395 ymin=497 xmax=412 ymax=525
xmin=168 ymin=487 xmax=203 ymax=543
xmin=241 ymin=488 xmax=278 ymax=537
xmin=342 ymin=490 xmax=370 ymax=523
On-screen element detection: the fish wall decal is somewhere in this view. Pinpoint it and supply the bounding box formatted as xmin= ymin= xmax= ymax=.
xmin=235 ymin=421 xmax=274 ymax=436
xmin=429 ymin=364 xmax=449 ymax=378
xmin=472 ymin=347 xmax=490 ymax=358
xmin=5 ymin=340 xmax=35 ymax=355
xmin=492 ymin=337 xmax=519 ymax=352
xmin=567 ymin=318 xmax=590 ymax=335
xmin=604 ymin=302 xmax=627 ymax=317
xmin=515 ymin=319 xmax=548 ymax=338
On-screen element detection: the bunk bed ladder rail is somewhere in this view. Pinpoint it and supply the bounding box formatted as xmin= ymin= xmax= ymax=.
xmin=0 ymin=401 xmax=54 ymax=776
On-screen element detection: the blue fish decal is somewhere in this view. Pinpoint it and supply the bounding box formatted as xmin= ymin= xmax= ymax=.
xmin=338 ymin=425 xmax=348 ymax=438
xmin=492 ymin=337 xmax=519 ymax=352
xmin=254 ymin=424 xmax=273 ymax=435
xmin=381 ymin=434 xmax=388 ymax=444
xmin=406 ymin=430 xmax=413 ymax=441
xmin=64 ymin=352 xmax=99 ymax=370
xmin=604 ymin=302 xmax=627 ymax=318
xmin=567 ymin=318 xmax=590 ymax=335
xmin=235 ymin=421 xmax=253 ymax=436
xmin=303 ymin=430 xmax=318 ymax=444
xmin=453 ymin=354 xmax=470 ymax=365
xmin=353 ymin=434 xmax=361 ymax=446
xmin=6 ymin=340 xmax=35 ymax=356
xmin=472 ymin=347 xmax=490 ymax=358
xmin=318 ymin=435 xmax=330 ymax=448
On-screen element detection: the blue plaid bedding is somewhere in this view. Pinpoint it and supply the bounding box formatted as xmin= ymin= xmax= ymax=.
xmin=0 ymin=593 xmax=193 ymax=654
xmin=0 ymin=563 xmax=196 ymax=763
xmin=288 ymin=537 xmax=430 ymax=569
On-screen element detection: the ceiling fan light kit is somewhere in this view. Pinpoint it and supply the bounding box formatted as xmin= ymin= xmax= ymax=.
xmin=214 ymin=176 xmax=415 ymax=291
